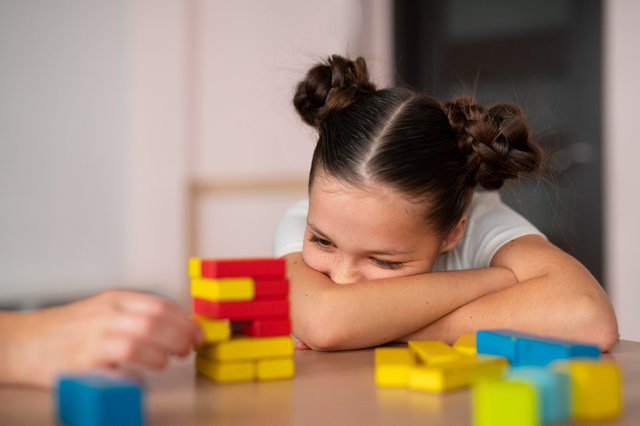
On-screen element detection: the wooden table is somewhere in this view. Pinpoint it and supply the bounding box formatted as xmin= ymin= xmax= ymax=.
xmin=1 ymin=341 xmax=639 ymax=425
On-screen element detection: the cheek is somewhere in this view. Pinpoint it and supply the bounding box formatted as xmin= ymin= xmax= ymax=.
xmin=302 ymin=241 xmax=331 ymax=274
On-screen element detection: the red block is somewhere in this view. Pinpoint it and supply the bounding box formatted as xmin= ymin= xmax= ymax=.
xmin=254 ymin=279 xmax=289 ymax=298
xmin=193 ymin=298 xmax=289 ymax=320
xmin=197 ymin=258 xmax=286 ymax=279
xmin=241 ymin=319 xmax=292 ymax=337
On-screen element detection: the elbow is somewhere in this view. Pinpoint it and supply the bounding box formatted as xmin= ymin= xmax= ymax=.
xmin=576 ymin=293 xmax=619 ymax=352
xmin=295 ymin=301 xmax=351 ymax=351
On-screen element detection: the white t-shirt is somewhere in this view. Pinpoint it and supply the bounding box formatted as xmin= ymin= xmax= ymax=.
xmin=273 ymin=191 xmax=545 ymax=270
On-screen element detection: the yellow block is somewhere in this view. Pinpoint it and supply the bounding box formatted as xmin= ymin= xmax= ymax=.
xmin=193 ymin=316 xmax=231 ymax=343
xmin=191 ymin=277 xmax=255 ymax=301
xmin=375 ymin=348 xmax=416 ymax=387
xmin=256 ymin=357 xmax=295 ymax=381
xmin=474 ymin=379 xmax=539 ymax=426
xmin=198 ymin=336 xmax=294 ymax=362
xmin=196 ymin=354 xmax=254 ymax=383
xmin=189 ymin=258 xmax=201 ymax=277
xmin=454 ymin=333 xmax=477 ymax=356
xmin=554 ymin=359 xmax=622 ymax=421
xmin=409 ymin=355 xmax=508 ymax=392
xmin=408 ymin=340 xmax=463 ymax=365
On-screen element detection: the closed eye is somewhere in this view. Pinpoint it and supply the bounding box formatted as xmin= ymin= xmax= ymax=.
xmin=308 ymin=234 xmax=334 ymax=249
xmin=371 ymin=257 xmax=404 ymax=270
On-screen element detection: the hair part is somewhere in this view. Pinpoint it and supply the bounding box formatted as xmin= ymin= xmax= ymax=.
xmin=293 ymin=55 xmax=543 ymax=234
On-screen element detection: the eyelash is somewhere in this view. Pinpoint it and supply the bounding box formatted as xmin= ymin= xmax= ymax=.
xmin=309 ymin=235 xmax=404 ymax=270
xmin=308 ymin=234 xmax=333 ymax=249
xmin=371 ymin=258 xmax=404 ymax=270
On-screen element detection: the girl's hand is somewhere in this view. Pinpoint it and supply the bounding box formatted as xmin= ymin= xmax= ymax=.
xmin=3 ymin=290 xmax=203 ymax=387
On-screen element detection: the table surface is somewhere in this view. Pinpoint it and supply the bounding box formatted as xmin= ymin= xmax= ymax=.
xmin=1 ymin=340 xmax=639 ymax=426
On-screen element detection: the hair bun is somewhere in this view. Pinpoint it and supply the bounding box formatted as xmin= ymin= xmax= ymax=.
xmin=444 ymin=97 xmax=542 ymax=190
xmin=293 ymin=55 xmax=376 ymax=128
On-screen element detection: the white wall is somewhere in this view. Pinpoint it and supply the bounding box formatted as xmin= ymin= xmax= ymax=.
xmin=0 ymin=0 xmax=128 ymax=304
xmin=0 ymin=0 xmax=392 ymax=307
xmin=604 ymin=0 xmax=640 ymax=341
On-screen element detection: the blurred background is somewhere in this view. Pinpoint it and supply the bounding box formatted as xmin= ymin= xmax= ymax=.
xmin=1 ymin=0 xmax=638 ymax=340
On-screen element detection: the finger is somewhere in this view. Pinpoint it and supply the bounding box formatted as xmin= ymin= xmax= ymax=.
xmin=100 ymin=334 xmax=170 ymax=370
xmin=108 ymin=313 xmax=194 ymax=357
xmin=108 ymin=291 xmax=202 ymax=344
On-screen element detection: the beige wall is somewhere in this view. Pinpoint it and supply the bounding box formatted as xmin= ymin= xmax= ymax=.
xmin=605 ymin=0 xmax=640 ymax=341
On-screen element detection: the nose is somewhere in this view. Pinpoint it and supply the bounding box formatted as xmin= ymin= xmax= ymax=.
xmin=330 ymin=257 xmax=362 ymax=285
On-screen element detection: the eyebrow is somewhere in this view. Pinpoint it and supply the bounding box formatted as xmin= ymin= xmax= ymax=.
xmin=307 ymin=222 xmax=412 ymax=256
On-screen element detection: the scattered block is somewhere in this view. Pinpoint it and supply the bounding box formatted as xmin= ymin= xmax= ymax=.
xmin=196 ymin=354 xmax=254 ymax=383
xmin=453 ymin=333 xmax=477 ymax=355
xmin=375 ymin=348 xmax=416 ymax=387
xmin=517 ymin=336 xmax=600 ymax=366
xmin=507 ymin=366 xmax=570 ymax=423
xmin=57 ymin=374 xmax=144 ymax=426
xmin=197 ymin=336 xmax=294 ymax=362
xmin=193 ymin=316 xmax=231 ymax=343
xmin=256 ymin=357 xmax=295 ymax=381
xmin=193 ymin=298 xmax=289 ymax=320
xmin=191 ymin=277 xmax=255 ymax=302
xmin=189 ymin=258 xmax=286 ymax=279
xmin=409 ymin=355 xmax=507 ymax=392
xmin=409 ymin=340 xmax=462 ymax=365
xmin=473 ymin=379 xmax=539 ymax=426
xmin=553 ymin=359 xmax=622 ymax=421
xmin=477 ymin=329 xmax=600 ymax=366
xmin=241 ymin=319 xmax=292 ymax=337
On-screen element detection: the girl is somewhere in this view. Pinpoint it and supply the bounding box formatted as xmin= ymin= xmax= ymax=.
xmin=275 ymin=55 xmax=618 ymax=351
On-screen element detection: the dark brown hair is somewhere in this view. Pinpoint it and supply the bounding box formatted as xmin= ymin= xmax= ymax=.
xmin=293 ymin=54 xmax=543 ymax=234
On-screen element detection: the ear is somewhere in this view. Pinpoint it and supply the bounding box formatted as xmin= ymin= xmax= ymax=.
xmin=440 ymin=217 xmax=467 ymax=253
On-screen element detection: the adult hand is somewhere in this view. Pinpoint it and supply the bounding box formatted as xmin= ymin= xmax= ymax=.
xmin=1 ymin=290 xmax=203 ymax=387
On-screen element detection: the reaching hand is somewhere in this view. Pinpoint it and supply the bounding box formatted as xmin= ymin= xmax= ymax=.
xmin=1 ymin=290 xmax=203 ymax=387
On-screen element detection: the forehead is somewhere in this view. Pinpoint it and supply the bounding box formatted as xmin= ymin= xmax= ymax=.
xmin=308 ymin=176 xmax=438 ymax=251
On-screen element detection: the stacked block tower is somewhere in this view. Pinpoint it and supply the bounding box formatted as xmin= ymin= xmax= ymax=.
xmin=189 ymin=257 xmax=294 ymax=382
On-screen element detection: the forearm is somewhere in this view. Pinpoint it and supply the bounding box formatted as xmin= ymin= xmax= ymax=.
xmin=285 ymin=252 xmax=517 ymax=350
xmin=401 ymin=267 xmax=619 ymax=350
xmin=0 ymin=310 xmax=34 ymax=384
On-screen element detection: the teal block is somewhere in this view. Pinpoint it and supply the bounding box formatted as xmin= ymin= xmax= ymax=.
xmin=517 ymin=336 xmax=600 ymax=366
xmin=57 ymin=374 xmax=144 ymax=426
xmin=508 ymin=366 xmax=571 ymax=423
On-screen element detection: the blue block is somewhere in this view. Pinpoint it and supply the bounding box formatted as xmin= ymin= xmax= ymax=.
xmin=57 ymin=374 xmax=144 ymax=426
xmin=516 ymin=336 xmax=600 ymax=366
xmin=477 ymin=329 xmax=601 ymax=367
xmin=476 ymin=329 xmax=527 ymax=364
xmin=508 ymin=366 xmax=571 ymax=423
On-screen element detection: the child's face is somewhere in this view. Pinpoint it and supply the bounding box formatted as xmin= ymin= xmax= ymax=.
xmin=303 ymin=173 xmax=447 ymax=284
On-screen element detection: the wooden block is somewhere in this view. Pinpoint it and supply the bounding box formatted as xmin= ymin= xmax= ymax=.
xmin=189 ymin=258 xmax=286 ymax=279
xmin=473 ymin=379 xmax=539 ymax=426
xmin=477 ymin=329 xmax=600 ymax=367
xmin=196 ymin=354 xmax=254 ymax=383
xmin=254 ymin=279 xmax=289 ymax=298
xmin=197 ymin=336 xmax=294 ymax=362
xmin=241 ymin=319 xmax=292 ymax=337
xmin=408 ymin=340 xmax=462 ymax=365
xmin=409 ymin=355 xmax=508 ymax=392
xmin=56 ymin=374 xmax=144 ymax=426
xmin=508 ymin=366 xmax=571 ymax=423
xmin=553 ymin=359 xmax=622 ymax=421
xmin=454 ymin=333 xmax=477 ymax=355
xmin=193 ymin=316 xmax=231 ymax=343
xmin=193 ymin=298 xmax=289 ymax=320
xmin=375 ymin=348 xmax=416 ymax=387
xmin=516 ymin=336 xmax=600 ymax=366
xmin=255 ymin=357 xmax=295 ymax=381
xmin=476 ymin=329 xmax=524 ymax=364
xmin=191 ymin=277 xmax=255 ymax=302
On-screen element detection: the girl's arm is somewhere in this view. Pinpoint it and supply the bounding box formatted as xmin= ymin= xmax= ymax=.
xmin=285 ymin=252 xmax=517 ymax=350
xmin=0 ymin=290 xmax=203 ymax=387
xmin=401 ymin=235 xmax=619 ymax=351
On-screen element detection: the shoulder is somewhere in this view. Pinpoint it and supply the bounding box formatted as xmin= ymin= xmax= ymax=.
xmin=435 ymin=191 xmax=546 ymax=271
xmin=273 ymin=199 xmax=309 ymax=257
